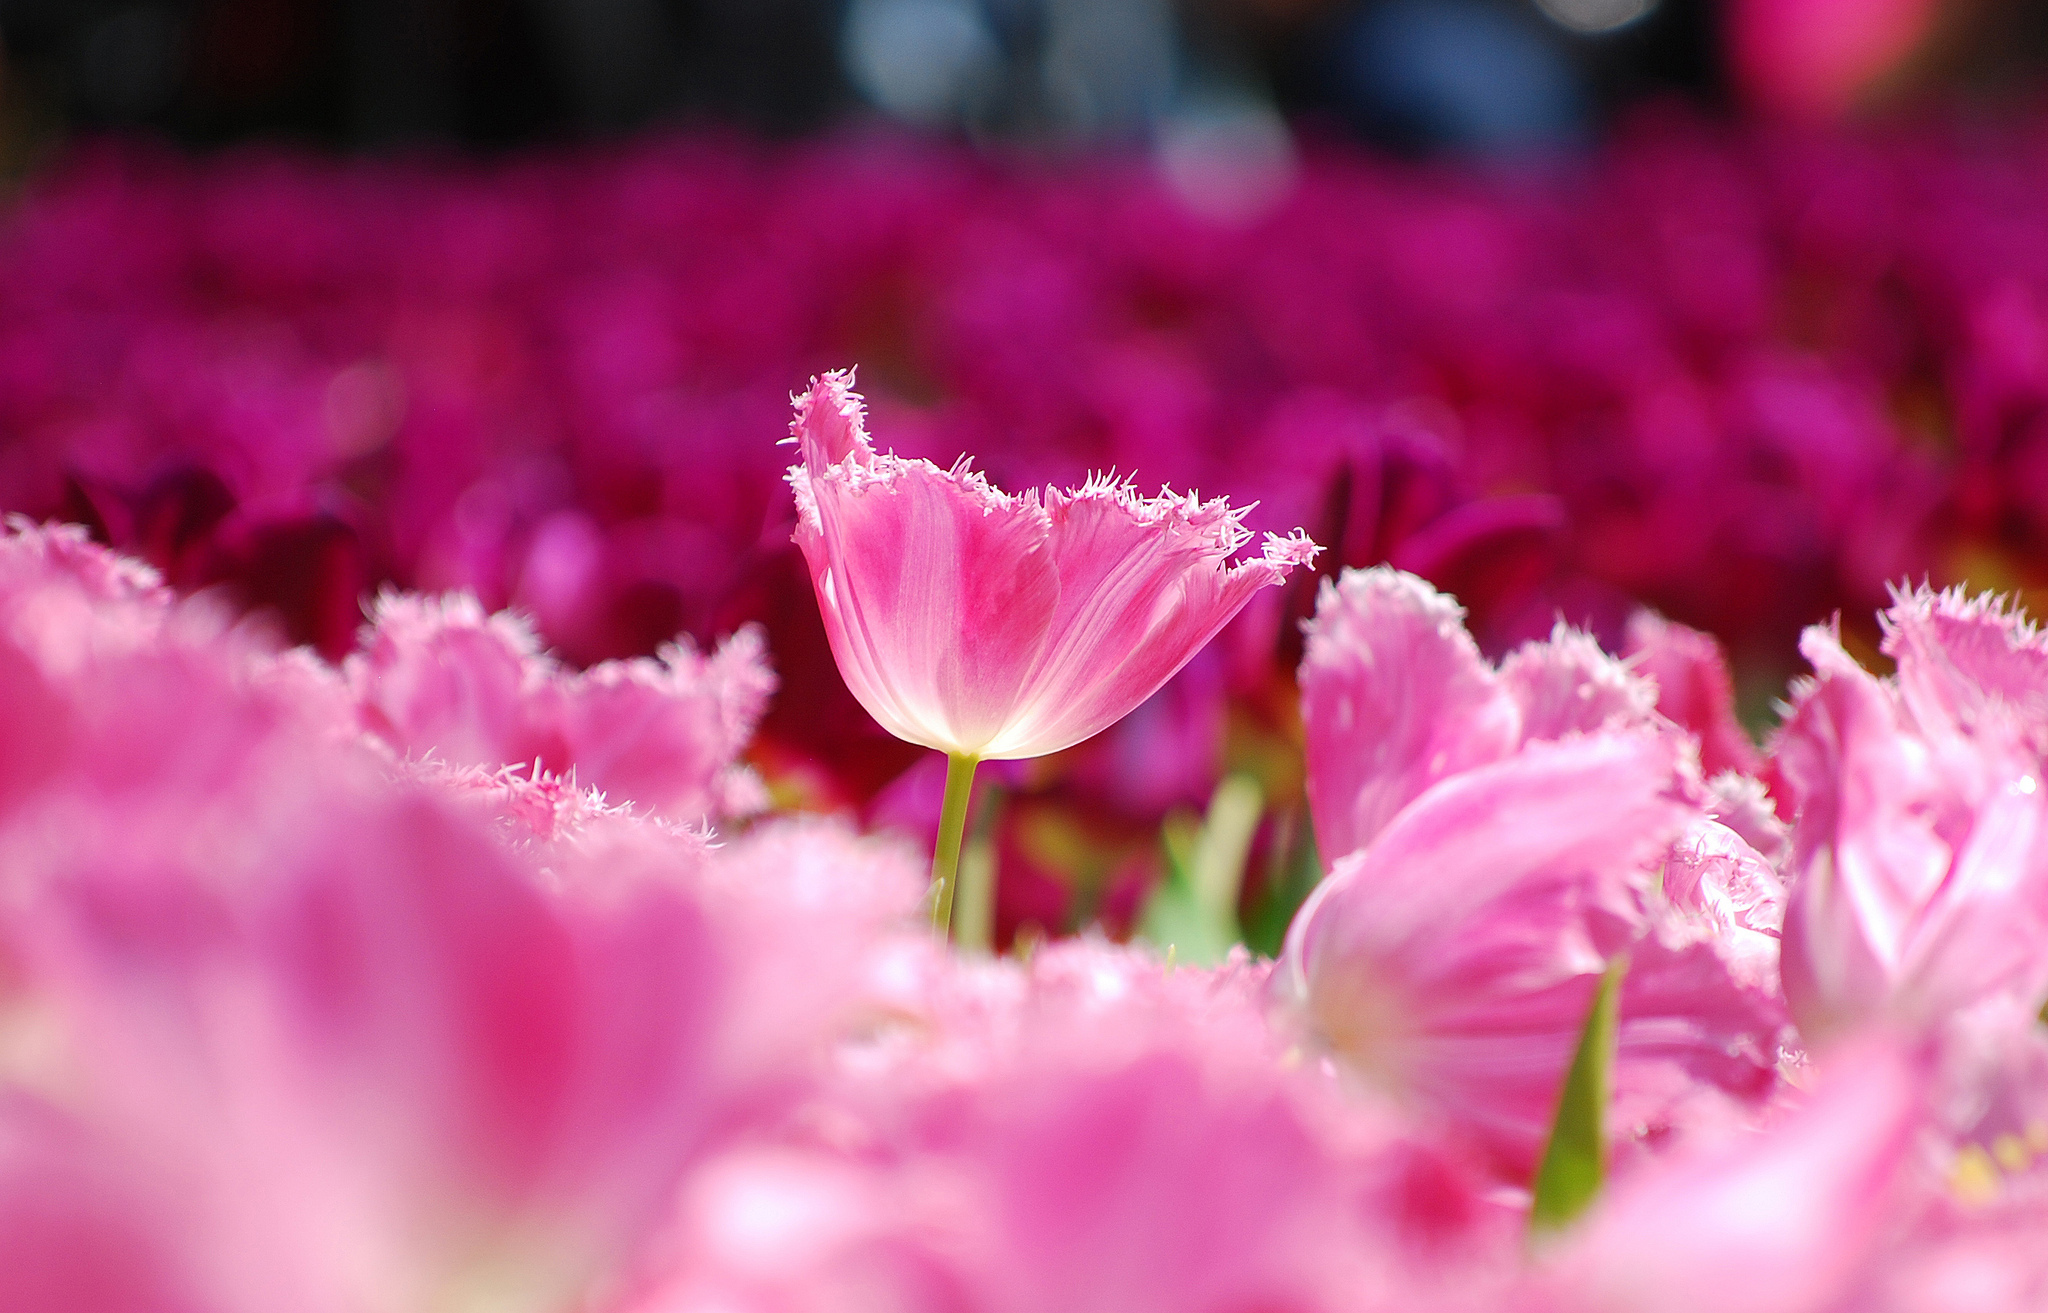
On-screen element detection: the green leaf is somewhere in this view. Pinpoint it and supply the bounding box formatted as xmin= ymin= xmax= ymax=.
xmin=1137 ymin=774 xmax=1263 ymax=966
xmin=1529 ymin=957 xmax=1628 ymax=1234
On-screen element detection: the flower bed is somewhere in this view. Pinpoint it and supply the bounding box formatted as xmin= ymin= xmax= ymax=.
xmin=1 ymin=516 xmax=2044 ymax=1308
xmin=5 ymin=119 xmax=2048 ymax=1305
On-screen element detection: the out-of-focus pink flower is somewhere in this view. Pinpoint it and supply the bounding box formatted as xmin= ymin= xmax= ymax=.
xmin=1280 ymin=729 xmax=1783 ymax=1180
xmin=0 ymin=522 xmax=934 ymax=1313
xmin=1772 ymin=588 xmax=2048 ymax=1040
xmin=0 ymin=124 xmax=2031 ymax=824
xmin=0 ymin=522 xmax=360 ymax=832
xmin=1728 ymin=0 xmax=1945 ymax=123
xmin=0 ymin=1116 xmax=206 ymax=1313
xmin=637 ymin=937 xmax=1519 ymax=1313
xmin=786 ymin=371 xmax=1317 ymax=760
xmin=1300 ymin=568 xmax=1669 ymax=864
xmin=1298 ymin=569 xmax=1522 ymax=864
xmin=1662 ymin=816 xmax=1787 ymax=997
xmin=1625 ymin=609 xmax=1764 ymax=779
xmin=1539 ymin=1040 xmax=1928 ymax=1313
xmin=8 ymin=790 xmax=768 ymax=1313
xmin=0 ymin=541 xmax=768 ymax=1313
xmin=1865 ymin=1006 xmax=2048 ymax=1311
xmin=346 ymin=591 xmax=773 ymax=823
xmin=1871 ymin=1186 xmax=2048 ymax=1313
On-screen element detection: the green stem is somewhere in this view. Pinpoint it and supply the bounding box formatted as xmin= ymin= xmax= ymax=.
xmin=928 ymin=752 xmax=980 ymax=939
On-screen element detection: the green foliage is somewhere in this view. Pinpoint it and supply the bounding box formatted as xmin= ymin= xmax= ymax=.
xmin=1530 ymin=957 xmax=1628 ymax=1234
xmin=1138 ymin=774 xmax=1263 ymax=966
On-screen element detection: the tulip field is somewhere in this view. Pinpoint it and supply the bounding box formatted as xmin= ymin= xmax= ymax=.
xmin=4 ymin=115 xmax=2048 ymax=1310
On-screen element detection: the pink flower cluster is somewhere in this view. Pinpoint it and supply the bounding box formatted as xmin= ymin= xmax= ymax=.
xmin=7 ymin=115 xmax=2048 ymax=859
xmin=6 ymin=515 xmax=2048 ymax=1310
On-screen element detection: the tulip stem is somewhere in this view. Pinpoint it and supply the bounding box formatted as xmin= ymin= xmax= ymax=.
xmin=929 ymin=752 xmax=981 ymax=940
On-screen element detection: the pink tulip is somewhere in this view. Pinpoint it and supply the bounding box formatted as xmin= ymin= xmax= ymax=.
xmin=787 ymin=370 xmax=1316 ymax=763
xmin=1280 ymin=729 xmax=1784 ymax=1181
xmin=1624 ymin=610 xmax=1764 ymax=780
xmin=635 ymin=937 xmax=1520 ymax=1313
xmin=787 ymin=370 xmax=1315 ymax=938
xmin=1298 ymin=568 xmax=1522 ymax=865
xmin=1300 ymin=567 xmax=1670 ymax=865
xmin=0 ymin=522 xmax=931 ymax=1313
xmin=346 ymin=591 xmax=773 ymax=824
xmin=1293 ymin=570 xmax=1789 ymax=1178
xmin=1772 ymin=589 xmax=2048 ymax=1041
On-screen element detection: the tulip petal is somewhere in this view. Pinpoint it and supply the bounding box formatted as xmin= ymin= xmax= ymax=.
xmin=1499 ymin=621 xmax=1660 ymax=744
xmin=788 ymin=373 xmax=1317 ymax=760
xmin=1299 ymin=568 xmax=1522 ymax=862
xmin=1775 ymin=627 xmax=1960 ymax=1037
xmin=1555 ymin=1041 xmax=1925 ymax=1313
xmin=790 ymin=374 xmax=1061 ymax=755
xmin=1284 ymin=732 xmax=1694 ymax=1173
xmin=1625 ymin=610 xmax=1764 ymax=778
xmin=1898 ymin=775 xmax=2048 ymax=1018
xmin=1882 ymin=583 xmax=2048 ymax=740
xmin=983 ymin=480 xmax=1314 ymax=759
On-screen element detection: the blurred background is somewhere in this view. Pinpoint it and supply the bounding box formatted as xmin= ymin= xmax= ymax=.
xmin=7 ymin=0 xmax=2048 ymax=952
xmin=0 ymin=0 xmax=2045 ymax=155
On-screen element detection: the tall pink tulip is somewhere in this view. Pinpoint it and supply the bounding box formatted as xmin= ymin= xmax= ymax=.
xmin=786 ymin=371 xmax=1317 ymax=942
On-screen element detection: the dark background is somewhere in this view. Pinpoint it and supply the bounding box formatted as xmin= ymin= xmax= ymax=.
xmin=3 ymin=0 xmax=2044 ymax=157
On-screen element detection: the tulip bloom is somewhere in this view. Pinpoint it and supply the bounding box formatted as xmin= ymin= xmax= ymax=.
xmin=787 ymin=371 xmax=1317 ymax=940
xmin=1287 ymin=569 xmax=1786 ymax=1177
xmin=1280 ymin=730 xmax=1783 ymax=1179
xmin=1773 ymin=588 xmax=2048 ymax=1040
